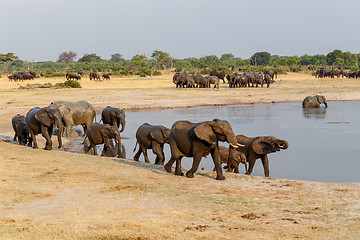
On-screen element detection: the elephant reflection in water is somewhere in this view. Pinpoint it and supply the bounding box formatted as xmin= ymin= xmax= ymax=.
xmin=302 ymin=108 xmax=327 ymax=119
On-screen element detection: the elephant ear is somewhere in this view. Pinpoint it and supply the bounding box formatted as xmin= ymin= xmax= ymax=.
xmin=100 ymin=126 xmax=112 ymax=138
xmin=58 ymin=105 xmax=70 ymax=117
xmin=252 ymin=138 xmax=273 ymax=155
xmin=150 ymin=129 xmax=166 ymax=144
xmin=35 ymin=108 xmax=52 ymax=127
xmin=194 ymin=122 xmax=216 ymax=145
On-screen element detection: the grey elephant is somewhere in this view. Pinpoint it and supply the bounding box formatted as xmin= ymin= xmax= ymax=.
xmin=206 ymin=76 xmax=220 ymax=89
xmin=12 ymin=114 xmax=26 ymax=141
xmin=49 ymin=101 xmax=96 ymax=137
xmin=101 ymin=106 xmax=126 ymax=133
xmin=133 ymin=123 xmax=171 ymax=165
xmin=302 ymin=95 xmax=328 ymax=108
xmin=84 ymin=123 xmax=121 ymax=157
xmin=26 ymin=107 xmax=63 ymax=150
xmin=236 ymin=135 xmax=288 ymax=177
xmin=217 ymin=146 xmax=247 ymax=174
xmin=266 ymin=69 xmax=278 ymax=80
xmin=164 ymin=119 xmax=243 ymax=180
xmin=210 ymin=70 xmax=226 ymax=83
xmin=15 ymin=121 xmax=29 ymax=146
xmin=89 ymin=72 xmax=101 ymax=81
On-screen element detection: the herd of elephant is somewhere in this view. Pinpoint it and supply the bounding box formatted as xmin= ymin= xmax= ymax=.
xmin=7 ymin=71 xmax=37 ymax=81
xmin=10 ymin=94 xmax=327 ymax=180
xmin=315 ymin=68 xmax=360 ymax=79
xmin=173 ymin=69 xmax=277 ymax=89
xmin=66 ymin=72 xmax=110 ymax=81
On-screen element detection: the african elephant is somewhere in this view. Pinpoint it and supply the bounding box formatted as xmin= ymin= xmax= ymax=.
xmin=206 ymin=76 xmax=220 ymax=89
xmin=15 ymin=121 xmax=29 ymax=146
xmin=26 ymin=107 xmax=63 ymax=150
xmin=173 ymin=73 xmax=192 ymax=88
xmin=192 ymin=75 xmax=207 ymax=88
xmin=12 ymin=114 xmax=26 ymax=141
xmin=187 ymin=78 xmax=196 ymax=88
xmin=302 ymin=95 xmax=327 ymax=108
xmin=84 ymin=124 xmax=121 ymax=157
xmin=49 ymin=101 xmax=96 ymax=137
xmin=218 ymin=146 xmax=247 ymax=174
xmin=133 ymin=123 xmax=171 ymax=165
xmin=266 ymin=69 xmax=278 ymax=80
xmin=164 ymin=119 xmax=243 ymax=180
xmin=263 ymin=74 xmax=272 ymax=88
xmin=236 ymin=135 xmax=288 ymax=177
xmin=66 ymin=72 xmax=81 ymax=80
xmin=101 ymin=106 xmax=126 ymax=133
xmin=89 ymin=72 xmax=101 ymax=81
xmin=210 ymin=70 xmax=226 ymax=83
xmin=243 ymin=73 xmax=255 ymax=87
xmin=102 ymin=74 xmax=110 ymax=80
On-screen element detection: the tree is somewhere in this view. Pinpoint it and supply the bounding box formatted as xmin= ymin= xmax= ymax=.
xmin=110 ymin=53 xmax=124 ymax=62
xmin=220 ymin=53 xmax=234 ymax=61
xmin=131 ymin=54 xmax=148 ymax=67
xmin=150 ymin=50 xmax=171 ymax=74
xmin=250 ymin=52 xmax=271 ymax=65
xmin=326 ymin=49 xmax=344 ymax=65
xmin=78 ymin=54 xmax=102 ymax=63
xmin=0 ymin=53 xmax=19 ymax=70
xmin=57 ymin=51 xmax=77 ymax=63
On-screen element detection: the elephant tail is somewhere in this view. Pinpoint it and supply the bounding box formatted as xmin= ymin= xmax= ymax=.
xmin=133 ymin=142 xmax=138 ymax=152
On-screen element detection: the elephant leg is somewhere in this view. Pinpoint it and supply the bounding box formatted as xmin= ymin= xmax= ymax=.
xmin=104 ymin=138 xmax=118 ymax=157
xmin=133 ymin=147 xmax=142 ymax=161
xmin=164 ymin=158 xmax=175 ymax=172
xmin=140 ymin=145 xmax=150 ymax=163
xmin=91 ymin=143 xmax=98 ymax=156
xmin=186 ymin=150 xmax=203 ymax=179
xmin=152 ymin=142 xmax=164 ymax=165
xmin=27 ymin=129 xmax=34 ymax=148
xmin=175 ymin=156 xmax=184 ymax=176
xmin=261 ymin=155 xmax=270 ymax=177
xmin=101 ymin=144 xmax=107 ymax=156
xmin=13 ymin=132 xmax=17 ymax=141
xmin=41 ymin=125 xmax=52 ymax=150
xmin=234 ymin=162 xmax=240 ymax=173
xmin=246 ymin=155 xmax=256 ymax=176
xmin=211 ymin=147 xmax=226 ymax=180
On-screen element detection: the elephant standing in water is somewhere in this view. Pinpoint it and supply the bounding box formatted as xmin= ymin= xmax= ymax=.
xmin=133 ymin=123 xmax=170 ymax=165
xmin=164 ymin=119 xmax=243 ymax=180
xmin=101 ymin=106 xmax=126 ymax=133
xmin=236 ymin=135 xmax=288 ymax=177
xmin=302 ymin=95 xmax=328 ymax=108
xmin=11 ymin=114 xmax=26 ymax=141
xmin=49 ymin=101 xmax=96 ymax=137
xmin=15 ymin=121 xmax=29 ymax=146
xmin=26 ymin=107 xmax=63 ymax=150
xmin=84 ymin=124 xmax=121 ymax=157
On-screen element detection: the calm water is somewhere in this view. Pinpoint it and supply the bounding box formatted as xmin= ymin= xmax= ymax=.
xmin=92 ymin=101 xmax=360 ymax=183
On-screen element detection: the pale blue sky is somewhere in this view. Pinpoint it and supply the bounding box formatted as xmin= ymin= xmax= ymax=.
xmin=1 ymin=0 xmax=359 ymax=61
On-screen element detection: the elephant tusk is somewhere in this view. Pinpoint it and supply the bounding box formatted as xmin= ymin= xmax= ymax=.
xmin=237 ymin=143 xmax=245 ymax=147
xmin=230 ymin=143 xmax=244 ymax=148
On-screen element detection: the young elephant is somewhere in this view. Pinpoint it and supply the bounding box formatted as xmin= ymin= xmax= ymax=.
xmin=218 ymin=146 xmax=247 ymax=174
xmin=101 ymin=106 xmax=126 ymax=133
xmin=84 ymin=124 xmax=121 ymax=157
xmin=11 ymin=114 xmax=26 ymax=141
xmin=236 ymin=135 xmax=288 ymax=177
xmin=15 ymin=121 xmax=29 ymax=146
xmin=133 ymin=123 xmax=170 ymax=165
xmin=302 ymin=95 xmax=327 ymax=108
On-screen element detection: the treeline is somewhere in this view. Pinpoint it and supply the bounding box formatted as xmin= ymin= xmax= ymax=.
xmin=1 ymin=50 xmax=359 ymax=78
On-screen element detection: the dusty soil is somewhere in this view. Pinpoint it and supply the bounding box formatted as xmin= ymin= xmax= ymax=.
xmin=0 ymin=73 xmax=359 ymax=239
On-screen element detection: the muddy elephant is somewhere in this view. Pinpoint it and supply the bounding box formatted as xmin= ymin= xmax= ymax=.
xmin=217 ymin=146 xmax=247 ymax=174
xmin=84 ymin=123 xmax=121 ymax=157
xmin=89 ymin=72 xmax=101 ymax=81
xmin=26 ymin=107 xmax=63 ymax=150
xmin=236 ymin=135 xmax=288 ymax=177
xmin=206 ymin=76 xmax=220 ymax=89
xmin=164 ymin=119 xmax=243 ymax=180
xmin=101 ymin=106 xmax=126 ymax=133
xmin=302 ymin=95 xmax=327 ymax=108
xmin=12 ymin=114 xmax=26 ymax=141
xmin=49 ymin=101 xmax=96 ymax=137
xmin=15 ymin=121 xmax=29 ymax=146
xmin=210 ymin=70 xmax=226 ymax=83
xmin=133 ymin=123 xmax=171 ymax=165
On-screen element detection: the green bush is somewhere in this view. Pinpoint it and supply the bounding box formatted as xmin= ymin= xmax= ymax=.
xmin=152 ymin=70 xmax=161 ymax=76
xmin=55 ymin=79 xmax=81 ymax=88
xmin=139 ymin=73 xmax=146 ymax=77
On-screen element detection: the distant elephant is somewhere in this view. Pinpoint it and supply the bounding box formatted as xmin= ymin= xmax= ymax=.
xmin=243 ymin=73 xmax=255 ymax=87
xmin=66 ymin=72 xmax=80 ymax=80
xmin=218 ymin=146 xmax=247 ymax=174
xmin=263 ymin=74 xmax=272 ymax=88
xmin=89 ymin=72 xmax=101 ymax=81
xmin=206 ymin=76 xmax=220 ymax=89
xmin=236 ymin=135 xmax=288 ymax=177
xmin=302 ymin=95 xmax=327 ymax=108
xmin=101 ymin=106 xmax=126 ymax=133
xmin=187 ymin=78 xmax=196 ymax=88
xmin=266 ymin=69 xmax=278 ymax=80
xmin=84 ymin=123 xmax=121 ymax=157
xmin=26 ymin=107 xmax=63 ymax=150
xmin=78 ymin=70 xmax=86 ymax=76
xmin=15 ymin=121 xmax=29 ymax=146
xmin=210 ymin=70 xmax=226 ymax=83
xmin=102 ymin=74 xmax=110 ymax=80
xmin=164 ymin=119 xmax=243 ymax=180
xmin=173 ymin=73 xmax=192 ymax=88
xmin=12 ymin=114 xmax=26 ymax=141
xmin=192 ymin=75 xmax=207 ymax=88
xmin=49 ymin=101 xmax=96 ymax=137
xmin=133 ymin=123 xmax=171 ymax=165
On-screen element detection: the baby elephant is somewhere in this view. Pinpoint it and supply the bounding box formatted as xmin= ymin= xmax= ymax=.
xmin=133 ymin=123 xmax=170 ymax=165
xmin=218 ymin=146 xmax=247 ymax=174
xmin=15 ymin=121 xmax=30 ymax=146
xmin=302 ymin=95 xmax=327 ymax=108
xmin=84 ymin=124 xmax=121 ymax=157
xmin=11 ymin=114 xmax=26 ymax=141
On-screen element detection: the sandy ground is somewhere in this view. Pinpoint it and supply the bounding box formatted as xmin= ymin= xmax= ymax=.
xmin=0 ymin=72 xmax=360 ymax=239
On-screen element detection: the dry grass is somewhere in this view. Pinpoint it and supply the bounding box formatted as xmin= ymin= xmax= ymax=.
xmin=0 ymin=73 xmax=360 ymax=239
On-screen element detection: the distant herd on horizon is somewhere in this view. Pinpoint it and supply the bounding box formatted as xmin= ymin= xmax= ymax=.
xmin=9 ymin=94 xmax=328 ymax=180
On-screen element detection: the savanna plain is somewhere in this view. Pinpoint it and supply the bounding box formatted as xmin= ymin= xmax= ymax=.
xmin=0 ymin=72 xmax=360 ymax=239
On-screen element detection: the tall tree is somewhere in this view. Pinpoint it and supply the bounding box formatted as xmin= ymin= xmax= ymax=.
xmin=250 ymin=52 xmax=271 ymax=65
xmin=0 ymin=53 xmax=19 ymax=69
xmin=78 ymin=53 xmax=102 ymax=65
xmin=57 ymin=51 xmax=77 ymax=63
xmin=110 ymin=53 xmax=124 ymax=62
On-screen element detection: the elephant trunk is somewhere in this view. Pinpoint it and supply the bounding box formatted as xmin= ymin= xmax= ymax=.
xmin=277 ymin=140 xmax=289 ymax=150
xmin=119 ymin=118 xmax=126 ymax=133
xmin=324 ymin=102 xmax=328 ymax=108
xmin=226 ymin=134 xmax=243 ymax=167
xmin=115 ymin=132 xmax=122 ymax=157
xmin=56 ymin=120 xmax=63 ymax=148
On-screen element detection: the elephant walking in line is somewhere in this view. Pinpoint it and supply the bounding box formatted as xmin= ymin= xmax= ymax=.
xmin=206 ymin=76 xmax=220 ymax=89
xmin=218 ymin=146 xmax=247 ymax=174
xmin=236 ymin=135 xmax=288 ymax=177
xmin=15 ymin=121 xmax=30 ymax=146
xmin=266 ymin=69 xmax=278 ymax=81
xmin=12 ymin=114 xmax=26 ymax=141
xmin=101 ymin=106 xmax=126 ymax=133
xmin=49 ymin=101 xmax=96 ymax=137
xmin=302 ymin=95 xmax=328 ymax=108
xmin=84 ymin=124 xmax=121 ymax=157
xmin=133 ymin=123 xmax=171 ymax=165
xmin=164 ymin=119 xmax=243 ymax=180
xmin=89 ymin=72 xmax=101 ymax=81
xmin=210 ymin=70 xmax=226 ymax=83
xmin=26 ymin=107 xmax=63 ymax=150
